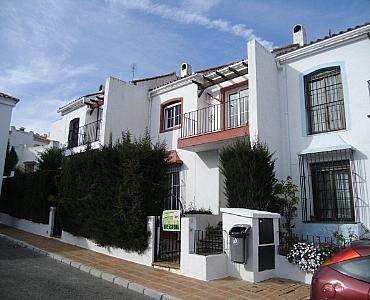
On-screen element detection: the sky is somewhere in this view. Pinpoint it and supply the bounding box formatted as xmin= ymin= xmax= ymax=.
xmin=1 ymin=0 xmax=369 ymax=135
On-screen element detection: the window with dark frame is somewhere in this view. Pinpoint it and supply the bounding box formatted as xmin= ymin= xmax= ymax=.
xmin=164 ymin=103 xmax=181 ymax=130
xmin=299 ymin=149 xmax=357 ymax=223
xmin=165 ymin=166 xmax=180 ymax=210
xmin=305 ymin=66 xmax=346 ymax=134
xmin=67 ymin=118 xmax=80 ymax=148
xmin=311 ymin=160 xmax=354 ymax=222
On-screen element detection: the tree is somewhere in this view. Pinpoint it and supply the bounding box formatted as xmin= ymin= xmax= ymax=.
xmin=3 ymin=142 xmax=18 ymax=176
xmin=36 ymin=147 xmax=64 ymax=171
xmin=220 ymin=138 xmax=276 ymax=211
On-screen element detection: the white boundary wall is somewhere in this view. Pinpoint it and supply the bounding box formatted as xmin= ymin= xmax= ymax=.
xmin=276 ymin=254 xmax=313 ymax=284
xmin=0 ymin=212 xmax=51 ymax=237
xmin=180 ymin=217 xmax=228 ymax=281
xmin=61 ymin=216 xmax=156 ymax=266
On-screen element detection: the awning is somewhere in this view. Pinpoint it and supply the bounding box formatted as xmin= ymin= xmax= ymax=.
xmin=299 ymin=134 xmax=354 ymax=155
xmin=167 ymin=150 xmax=183 ymax=165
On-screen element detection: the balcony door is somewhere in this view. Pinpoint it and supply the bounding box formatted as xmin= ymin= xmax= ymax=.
xmin=226 ymin=89 xmax=248 ymax=128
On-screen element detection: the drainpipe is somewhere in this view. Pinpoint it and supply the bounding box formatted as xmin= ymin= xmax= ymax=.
xmin=147 ymin=91 xmax=152 ymax=134
xmin=282 ymin=63 xmax=293 ymax=176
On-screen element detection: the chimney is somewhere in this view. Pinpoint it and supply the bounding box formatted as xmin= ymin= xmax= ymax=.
xmin=19 ymin=127 xmax=25 ymax=131
xmin=180 ymin=63 xmax=192 ymax=78
xmin=293 ymin=24 xmax=307 ymax=46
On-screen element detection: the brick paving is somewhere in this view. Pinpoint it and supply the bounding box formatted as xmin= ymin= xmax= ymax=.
xmin=0 ymin=225 xmax=310 ymax=299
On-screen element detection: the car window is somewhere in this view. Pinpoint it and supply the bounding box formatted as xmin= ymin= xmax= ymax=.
xmin=332 ymin=256 xmax=370 ymax=283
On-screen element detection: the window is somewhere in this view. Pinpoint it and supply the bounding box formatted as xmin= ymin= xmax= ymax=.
xmin=165 ymin=103 xmax=181 ymax=129
xmin=331 ymin=257 xmax=370 ymax=283
xmin=67 ymin=118 xmax=80 ymax=148
xmin=24 ymin=161 xmax=35 ymax=173
xmin=160 ymin=98 xmax=182 ymax=132
xmin=299 ymin=149 xmax=357 ymax=223
xmin=305 ymin=66 xmax=346 ymax=134
xmin=165 ymin=166 xmax=181 ymax=210
xmin=311 ymin=160 xmax=354 ymax=222
xmin=226 ymin=89 xmax=248 ymax=128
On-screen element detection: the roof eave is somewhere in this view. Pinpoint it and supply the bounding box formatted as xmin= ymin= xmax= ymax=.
xmin=277 ymin=24 xmax=370 ymax=63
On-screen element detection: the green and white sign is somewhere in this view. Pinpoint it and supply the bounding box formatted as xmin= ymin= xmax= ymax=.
xmin=162 ymin=210 xmax=181 ymax=231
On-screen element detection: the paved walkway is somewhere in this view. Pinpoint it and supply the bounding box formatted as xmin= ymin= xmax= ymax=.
xmin=0 ymin=225 xmax=310 ymax=300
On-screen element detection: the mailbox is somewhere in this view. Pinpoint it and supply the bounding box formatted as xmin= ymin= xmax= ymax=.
xmin=229 ymin=224 xmax=251 ymax=264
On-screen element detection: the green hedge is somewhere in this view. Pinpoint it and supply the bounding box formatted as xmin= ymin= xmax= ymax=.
xmin=220 ymin=138 xmax=276 ymax=211
xmin=58 ymin=132 xmax=168 ymax=253
xmin=0 ymin=171 xmax=59 ymax=224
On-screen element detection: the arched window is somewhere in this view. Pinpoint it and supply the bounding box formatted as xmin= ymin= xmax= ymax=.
xmin=68 ymin=118 xmax=80 ymax=148
xmin=160 ymin=98 xmax=182 ymax=132
xmin=304 ymin=66 xmax=346 ymax=134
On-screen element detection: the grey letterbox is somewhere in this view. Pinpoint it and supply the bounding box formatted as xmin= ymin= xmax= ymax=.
xmin=229 ymin=224 xmax=251 ymax=264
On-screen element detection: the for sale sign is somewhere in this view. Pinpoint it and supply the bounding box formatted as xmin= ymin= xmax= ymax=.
xmin=162 ymin=210 xmax=181 ymax=231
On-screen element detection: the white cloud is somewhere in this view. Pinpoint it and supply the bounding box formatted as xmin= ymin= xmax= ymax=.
xmin=0 ymin=57 xmax=96 ymax=91
xmin=110 ymin=0 xmax=273 ymax=48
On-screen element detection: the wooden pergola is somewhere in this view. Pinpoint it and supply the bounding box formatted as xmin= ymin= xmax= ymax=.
xmin=193 ymin=60 xmax=248 ymax=97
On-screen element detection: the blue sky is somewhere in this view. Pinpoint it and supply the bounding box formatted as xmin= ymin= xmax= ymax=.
xmin=1 ymin=0 xmax=369 ymax=135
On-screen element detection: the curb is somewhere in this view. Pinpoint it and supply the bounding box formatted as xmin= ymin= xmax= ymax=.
xmin=0 ymin=233 xmax=174 ymax=300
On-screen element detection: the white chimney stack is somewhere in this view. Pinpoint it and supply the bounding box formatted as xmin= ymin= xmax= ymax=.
xmin=293 ymin=24 xmax=307 ymax=46
xmin=180 ymin=63 xmax=192 ymax=78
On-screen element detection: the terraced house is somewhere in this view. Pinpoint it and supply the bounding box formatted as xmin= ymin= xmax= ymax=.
xmin=50 ymin=22 xmax=370 ymax=242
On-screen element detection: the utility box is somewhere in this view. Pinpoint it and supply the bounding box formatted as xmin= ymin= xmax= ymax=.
xmin=229 ymin=224 xmax=251 ymax=264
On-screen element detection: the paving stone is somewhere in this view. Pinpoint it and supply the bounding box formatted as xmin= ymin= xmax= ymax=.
xmin=89 ymin=268 xmax=102 ymax=278
xmin=143 ymin=288 xmax=163 ymax=299
xmin=61 ymin=257 xmax=72 ymax=265
xmin=101 ymin=272 xmax=116 ymax=283
xmin=70 ymin=261 xmax=82 ymax=269
xmin=113 ymin=277 xmax=129 ymax=288
xmin=128 ymin=282 xmax=145 ymax=294
xmin=51 ymin=254 xmax=64 ymax=262
xmin=79 ymin=264 xmax=92 ymax=273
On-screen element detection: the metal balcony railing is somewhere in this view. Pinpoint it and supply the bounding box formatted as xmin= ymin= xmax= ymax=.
xmin=180 ymin=97 xmax=248 ymax=139
xmin=67 ymin=120 xmax=102 ymax=149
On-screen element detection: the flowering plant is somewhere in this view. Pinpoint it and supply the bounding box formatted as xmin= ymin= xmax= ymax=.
xmin=286 ymin=242 xmax=338 ymax=273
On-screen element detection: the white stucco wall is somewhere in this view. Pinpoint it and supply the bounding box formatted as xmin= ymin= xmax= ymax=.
xmin=0 ymin=212 xmax=51 ymax=237
xmin=0 ymin=96 xmax=18 ymax=195
xmin=248 ymin=40 xmax=283 ymax=177
xmin=150 ymin=83 xmax=224 ymax=213
xmin=49 ymin=105 xmax=88 ymax=147
xmin=101 ymin=77 xmax=150 ymax=145
xmin=279 ymin=37 xmax=370 ymax=231
xmin=61 ymin=216 xmax=155 ymax=266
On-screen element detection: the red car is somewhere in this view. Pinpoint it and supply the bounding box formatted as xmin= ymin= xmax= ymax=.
xmin=311 ymin=239 xmax=370 ymax=299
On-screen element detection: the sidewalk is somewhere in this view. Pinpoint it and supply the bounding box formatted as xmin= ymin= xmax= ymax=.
xmin=0 ymin=225 xmax=310 ymax=300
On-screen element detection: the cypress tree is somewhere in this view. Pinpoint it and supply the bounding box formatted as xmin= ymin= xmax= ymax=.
xmin=220 ymin=138 xmax=276 ymax=211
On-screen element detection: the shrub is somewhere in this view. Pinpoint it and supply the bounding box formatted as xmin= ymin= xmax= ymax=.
xmin=0 ymin=171 xmax=59 ymax=224
xmin=58 ymin=131 xmax=168 ymax=253
xmin=272 ymin=176 xmax=299 ymax=236
xmin=220 ymin=138 xmax=276 ymax=210
xmin=287 ymin=241 xmax=338 ymax=273
xmin=36 ymin=147 xmax=65 ymax=171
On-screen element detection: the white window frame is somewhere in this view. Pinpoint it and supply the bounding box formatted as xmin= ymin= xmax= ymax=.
xmin=164 ymin=103 xmax=181 ymax=130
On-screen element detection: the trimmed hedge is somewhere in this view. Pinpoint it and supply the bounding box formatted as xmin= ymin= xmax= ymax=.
xmin=0 ymin=171 xmax=59 ymax=224
xmin=58 ymin=132 xmax=168 ymax=253
xmin=220 ymin=138 xmax=276 ymax=211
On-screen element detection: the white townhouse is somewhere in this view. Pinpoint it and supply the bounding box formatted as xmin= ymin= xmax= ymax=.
xmin=149 ymin=22 xmax=370 ymax=238
xmin=8 ymin=126 xmax=58 ymax=173
xmin=49 ymin=73 xmax=177 ymax=152
xmin=50 ymin=22 xmax=370 ymax=239
xmin=0 ymin=92 xmax=19 ymax=194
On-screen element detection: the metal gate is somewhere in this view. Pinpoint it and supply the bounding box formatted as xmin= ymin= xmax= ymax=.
xmin=154 ymin=216 xmax=181 ymax=265
xmin=52 ymin=208 xmax=62 ymax=237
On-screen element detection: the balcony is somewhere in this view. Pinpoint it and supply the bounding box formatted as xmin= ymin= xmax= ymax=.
xmin=67 ymin=120 xmax=102 ymax=149
xmin=178 ymin=97 xmax=249 ymax=151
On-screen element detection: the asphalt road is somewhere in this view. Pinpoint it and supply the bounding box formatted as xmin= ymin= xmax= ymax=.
xmin=0 ymin=237 xmax=152 ymax=300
